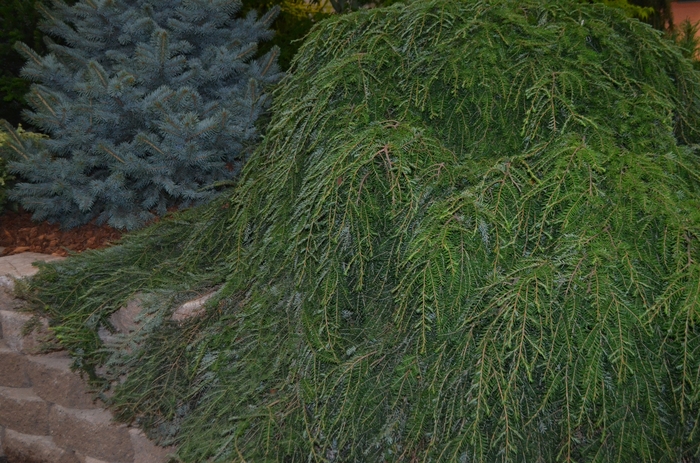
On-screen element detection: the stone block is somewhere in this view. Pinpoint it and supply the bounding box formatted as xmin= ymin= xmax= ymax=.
xmin=0 ymin=277 xmax=21 ymax=312
xmin=98 ymin=297 xmax=147 ymax=347
xmin=103 ymin=289 xmax=220 ymax=335
xmin=26 ymin=353 xmax=98 ymax=409
xmin=0 ymin=386 xmax=50 ymax=435
xmin=129 ymin=428 xmax=174 ymax=463
xmin=0 ymin=253 xmax=65 ymax=280
xmin=83 ymin=457 xmax=111 ymax=463
xmin=0 ymin=340 xmax=30 ymax=387
xmin=49 ymin=405 xmax=133 ymax=463
xmin=0 ymin=276 xmax=13 ymax=291
xmin=0 ymin=425 xmax=5 ymax=457
xmin=0 ymin=309 xmax=55 ymax=354
xmin=3 ymin=429 xmax=79 ymax=463
xmin=171 ymin=290 xmax=217 ymax=322
xmin=110 ymin=297 xmax=144 ymax=334
xmin=0 ymin=253 xmax=62 ymax=312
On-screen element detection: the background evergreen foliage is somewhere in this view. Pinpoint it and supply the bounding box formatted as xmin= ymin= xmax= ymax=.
xmin=21 ymin=0 xmax=700 ymax=461
xmin=0 ymin=125 xmax=48 ymax=211
xmin=0 ymin=0 xmax=681 ymax=137
xmin=0 ymin=0 xmax=44 ymax=128
xmin=305 ymin=0 xmax=408 ymax=14
xmin=672 ymin=17 xmax=700 ymax=66
xmin=0 ymin=0 xmax=283 ymax=230
xmin=619 ymin=0 xmax=672 ymax=29
xmin=240 ymin=0 xmax=331 ymax=71
xmin=0 ymin=0 xmax=76 ymax=128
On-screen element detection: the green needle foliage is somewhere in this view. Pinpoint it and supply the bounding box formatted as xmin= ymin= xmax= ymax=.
xmin=0 ymin=124 xmax=47 ymax=210
xmin=21 ymin=0 xmax=700 ymax=461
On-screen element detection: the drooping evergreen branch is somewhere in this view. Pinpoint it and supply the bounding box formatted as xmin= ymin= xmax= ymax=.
xmin=21 ymin=0 xmax=700 ymax=461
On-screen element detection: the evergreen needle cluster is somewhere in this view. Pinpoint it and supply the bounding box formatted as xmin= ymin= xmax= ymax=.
xmin=0 ymin=0 xmax=282 ymax=230
xmin=21 ymin=0 xmax=700 ymax=461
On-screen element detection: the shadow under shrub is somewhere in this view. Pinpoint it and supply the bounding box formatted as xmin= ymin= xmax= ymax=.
xmin=22 ymin=0 xmax=700 ymax=461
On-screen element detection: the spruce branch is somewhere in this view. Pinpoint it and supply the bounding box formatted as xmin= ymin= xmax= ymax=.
xmin=8 ymin=0 xmax=282 ymax=229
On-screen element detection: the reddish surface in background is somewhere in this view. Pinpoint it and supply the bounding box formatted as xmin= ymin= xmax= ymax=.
xmin=0 ymin=208 xmax=122 ymax=256
xmin=673 ymin=1 xmax=700 ymax=26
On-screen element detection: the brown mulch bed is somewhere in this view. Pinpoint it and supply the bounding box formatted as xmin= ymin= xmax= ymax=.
xmin=0 ymin=208 xmax=123 ymax=257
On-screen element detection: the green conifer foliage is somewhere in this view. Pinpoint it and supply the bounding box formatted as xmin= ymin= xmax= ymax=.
xmin=1 ymin=0 xmax=282 ymax=230
xmin=0 ymin=125 xmax=48 ymax=210
xmin=22 ymin=0 xmax=700 ymax=461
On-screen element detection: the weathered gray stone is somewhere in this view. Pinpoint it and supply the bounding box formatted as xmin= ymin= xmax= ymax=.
xmin=110 ymin=297 xmax=144 ymax=334
xmin=0 ymin=253 xmax=65 ymax=280
xmin=0 ymin=276 xmax=11 ymax=291
xmin=171 ymin=290 xmax=217 ymax=322
xmin=0 ymin=309 xmax=55 ymax=354
xmin=83 ymin=457 xmax=111 ymax=463
xmin=3 ymin=429 xmax=79 ymax=463
xmin=129 ymin=428 xmax=174 ymax=463
xmin=26 ymin=353 xmax=98 ymax=409
xmin=96 ymin=326 xmax=119 ymax=347
xmin=0 ymin=425 xmax=5 ymax=457
xmin=98 ymin=297 xmax=144 ymax=346
xmin=99 ymin=289 xmax=219 ymax=338
xmin=0 ymin=386 xmax=50 ymax=435
xmin=0 ymin=277 xmax=21 ymax=312
xmin=49 ymin=405 xmax=133 ymax=463
xmin=0 ymin=340 xmax=30 ymax=387
xmin=0 ymin=253 xmax=64 ymax=333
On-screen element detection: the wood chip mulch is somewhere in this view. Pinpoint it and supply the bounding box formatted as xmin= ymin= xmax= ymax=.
xmin=0 ymin=208 xmax=123 ymax=257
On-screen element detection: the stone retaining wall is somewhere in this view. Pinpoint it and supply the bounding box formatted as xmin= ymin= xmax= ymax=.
xmin=0 ymin=254 xmax=173 ymax=463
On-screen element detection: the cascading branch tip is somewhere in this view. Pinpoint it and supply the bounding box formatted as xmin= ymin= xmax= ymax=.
xmin=25 ymin=0 xmax=700 ymax=461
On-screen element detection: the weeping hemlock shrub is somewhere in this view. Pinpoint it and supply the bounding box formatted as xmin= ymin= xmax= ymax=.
xmin=22 ymin=0 xmax=700 ymax=461
xmin=0 ymin=0 xmax=282 ymax=230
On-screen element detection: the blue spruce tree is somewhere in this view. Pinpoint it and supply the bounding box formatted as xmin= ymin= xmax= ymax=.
xmin=0 ymin=0 xmax=282 ymax=230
